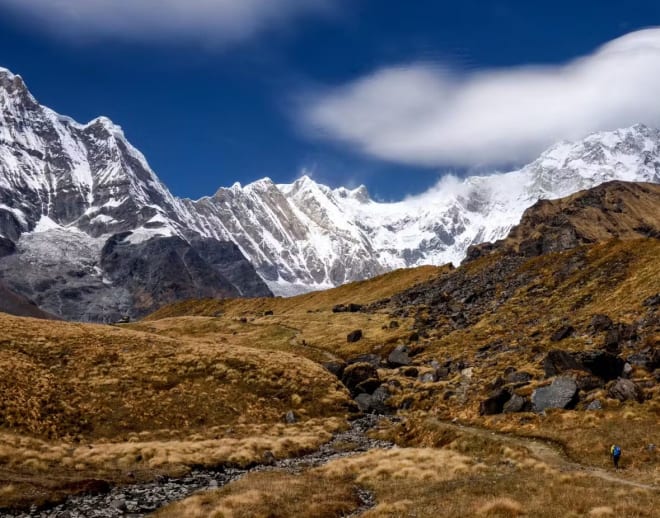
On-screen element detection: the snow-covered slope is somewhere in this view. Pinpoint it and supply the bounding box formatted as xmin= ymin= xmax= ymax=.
xmin=184 ymin=123 xmax=660 ymax=294
xmin=1 ymin=66 xmax=659 ymax=301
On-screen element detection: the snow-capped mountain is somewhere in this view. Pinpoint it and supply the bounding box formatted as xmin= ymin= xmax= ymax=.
xmin=1 ymin=66 xmax=659 ymax=313
xmin=187 ymin=124 xmax=660 ymax=294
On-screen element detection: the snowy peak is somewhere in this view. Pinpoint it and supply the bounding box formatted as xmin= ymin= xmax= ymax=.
xmin=0 ymin=66 xmax=659 ymax=300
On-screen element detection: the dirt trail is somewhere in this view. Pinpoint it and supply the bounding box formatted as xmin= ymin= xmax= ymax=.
xmin=445 ymin=420 xmax=658 ymax=492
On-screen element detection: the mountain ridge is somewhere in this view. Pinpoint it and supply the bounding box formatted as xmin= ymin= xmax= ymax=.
xmin=1 ymin=66 xmax=659 ymax=319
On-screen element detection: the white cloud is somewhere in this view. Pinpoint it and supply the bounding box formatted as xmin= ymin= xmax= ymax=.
xmin=301 ymin=28 xmax=660 ymax=167
xmin=0 ymin=0 xmax=339 ymax=44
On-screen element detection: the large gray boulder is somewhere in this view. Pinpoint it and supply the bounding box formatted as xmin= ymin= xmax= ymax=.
xmin=531 ymin=377 xmax=578 ymax=412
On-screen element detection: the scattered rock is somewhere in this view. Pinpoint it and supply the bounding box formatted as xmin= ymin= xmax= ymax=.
xmin=109 ymin=498 xmax=127 ymax=512
xmin=333 ymin=303 xmax=364 ymax=313
xmin=347 ymin=329 xmax=363 ymax=343
xmin=585 ymin=399 xmax=603 ymax=411
xmin=419 ymin=372 xmax=436 ymax=383
xmin=607 ymin=378 xmax=644 ymax=403
xmin=627 ymin=350 xmax=660 ymax=372
xmin=388 ymin=320 xmax=399 ymax=329
xmin=284 ymin=410 xmax=297 ymax=424
xmin=550 ymin=325 xmax=574 ymax=342
xmin=603 ymin=323 xmax=638 ymax=353
xmin=590 ymin=314 xmax=613 ymax=332
xmin=263 ymin=310 xmax=273 ymax=316
xmin=480 ymin=388 xmax=512 ymax=415
xmin=531 ymin=376 xmax=579 ymax=412
xmin=388 ymin=344 xmax=411 ymax=367
xmin=642 ymin=293 xmax=660 ymax=306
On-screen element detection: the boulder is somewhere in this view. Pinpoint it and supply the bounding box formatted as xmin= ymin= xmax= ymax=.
xmin=479 ymin=388 xmax=511 ymax=415
xmin=370 ymin=385 xmax=393 ymax=414
xmin=503 ymin=394 xmax=527 ymax=413
xmin=388 ymin=345 xmax=412 ymax=367
xmin=435 ymin=367 xmax=450 ymax=380
xmin=579 ymin=351 xmax=624 ymax=381
xmin=322 ymin=360 xmax=346 ymax=379
xmin=543 ymin=350 xmax=582 ymax=377
xmin=531 ymin=377 xmax=578 ymax=412
xmin=344 ymin=330 xmax=365 ymax=345
xmin=607 ymin=378 xmax=644 ymax=403
xmin=342 ymin=363 xmax=379 ymax=395
xmin=354 ymin=393 xmax=373 ymax=413
xmin=550 ymin=325 xmax=574 ymax=342
xmin=285 ymin=410 xmax=297 ymax=424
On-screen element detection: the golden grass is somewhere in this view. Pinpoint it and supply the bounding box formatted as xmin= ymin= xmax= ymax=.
xmin=153 ymin=470 xmax=360 ymax=518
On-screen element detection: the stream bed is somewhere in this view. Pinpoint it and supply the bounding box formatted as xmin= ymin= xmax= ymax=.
xmin=8 ymin=415 xmax=393 ymax=518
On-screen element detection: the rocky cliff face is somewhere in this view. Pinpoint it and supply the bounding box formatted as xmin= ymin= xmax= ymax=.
xmin=1 ymin=66 xmax=659 ymax=317
xmin=0 ymin=67 xmax=271 ymax=321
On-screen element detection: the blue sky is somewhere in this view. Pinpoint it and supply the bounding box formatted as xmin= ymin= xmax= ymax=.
xmin=1 ymin=1 xmax=660 ymax=201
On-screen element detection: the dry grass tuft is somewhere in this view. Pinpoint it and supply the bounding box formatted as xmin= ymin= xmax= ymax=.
xmin=154 ymin=471 xmax=360 ymax=518
xmin=475 ymin=497 xmax=525 ymax=516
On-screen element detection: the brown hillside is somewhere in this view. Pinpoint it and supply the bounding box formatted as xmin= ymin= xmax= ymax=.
xmin=468 ymin=181 xmax=660 ymax=260
xmin=0 ymin=281 xmax=56 ymax=320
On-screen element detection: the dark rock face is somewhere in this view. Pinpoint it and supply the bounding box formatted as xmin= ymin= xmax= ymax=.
xmin=189 ymin=238 xmax=271 ymax=298
xmin=608 ymin=378 xmax=644 ymax=403
xmin=531 ymin=377 xmax=579 ymax=412
xmin=100 ymin=235 xmax=243 ymax=318
xmin=0 ymin=236 xmax=15 ymax=258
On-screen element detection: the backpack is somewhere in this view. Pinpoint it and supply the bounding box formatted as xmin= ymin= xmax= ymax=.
xmin=612 ymin=445 xmax=621 ymax=457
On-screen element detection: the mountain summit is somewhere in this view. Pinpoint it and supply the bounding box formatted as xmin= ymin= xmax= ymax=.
xmin=0 ymin=67 xmax=659 ymax=318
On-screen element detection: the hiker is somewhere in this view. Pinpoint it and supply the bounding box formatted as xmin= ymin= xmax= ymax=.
xmin=610 ymin=444 xmax=621 ymax=469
